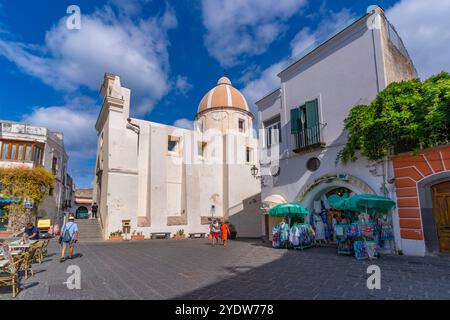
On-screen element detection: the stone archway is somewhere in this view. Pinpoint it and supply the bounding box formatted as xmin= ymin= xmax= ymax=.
xmin=297 ymin=173 xmax=376 ymax=209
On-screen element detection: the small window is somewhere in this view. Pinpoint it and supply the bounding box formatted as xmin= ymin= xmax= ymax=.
xmin=198 ymin=141 xmax=207 ymax=158
xmin=168 ymin=136 xmax=180 ymax=153
xmin=264 ymin=116 xmax=282 ymax=147
xmin=52 ymin=157 xmax=58 ymax=175
xmin=246 ymin=147 xmax=252 ymax=163
xmin=1 ymin=143 xmax=8 ymax=160
xmin=25 ymin=144 xmax=31 ymax=161
xmin=306 ymin=157 xmax=321 ymax=172
xmin=49 ymin=187 xmax=54 ymax=196
xmin=11 ymin=144 xmax=17 ymax=160
xmin=238 ymin=119 xmax=245 ymax=133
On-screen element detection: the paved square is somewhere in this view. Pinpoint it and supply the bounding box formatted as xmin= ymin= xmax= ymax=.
xmin=1 ymin=239 xmax=449 ymax=300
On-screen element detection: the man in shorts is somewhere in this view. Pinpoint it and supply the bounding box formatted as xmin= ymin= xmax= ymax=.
xmin=59 ymin=214 xmax=79 ymax=262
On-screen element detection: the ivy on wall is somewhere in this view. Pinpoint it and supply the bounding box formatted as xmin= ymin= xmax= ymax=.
xmin=338 ymin=72 xmax=450 ymax=163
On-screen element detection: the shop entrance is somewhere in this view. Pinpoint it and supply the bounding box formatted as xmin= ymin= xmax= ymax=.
xmin=432 ymin=181 xmax=450 ymax=253
xmin=76 ymin=206 xmax=89 ymax=219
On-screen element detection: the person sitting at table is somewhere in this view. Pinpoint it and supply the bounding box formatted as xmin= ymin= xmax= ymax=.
xmin=24 ymin=222 xmax=39 ymax=240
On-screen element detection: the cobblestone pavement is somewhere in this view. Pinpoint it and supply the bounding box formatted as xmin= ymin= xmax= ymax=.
xmin=1 ymin=239 xmax=449 ymax=300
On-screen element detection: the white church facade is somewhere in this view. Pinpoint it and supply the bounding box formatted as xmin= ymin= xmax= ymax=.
xmin=93 ymin=73 xmax=262 ymax=239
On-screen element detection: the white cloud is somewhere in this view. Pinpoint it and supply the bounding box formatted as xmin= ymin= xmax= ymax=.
xmin=386 ymin=0 xmax=450 ymax=78
xmin=201 ymin=0 xmax=307 ymax=67
xmin=21 ymin=101 xmax=98 ymax=160
xmin=242 ymin=8 xmax=355 ymax=112
xmin=173 ymin=118 xmax=194 ymax=130
xmin=175 ymin=75 xmax=193 ymax=96
xmin=0 ymin=2 xmax=177 ymax=116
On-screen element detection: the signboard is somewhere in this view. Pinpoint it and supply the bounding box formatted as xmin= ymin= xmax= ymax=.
xmin=24 ymin=199 xmax=33 ymax=209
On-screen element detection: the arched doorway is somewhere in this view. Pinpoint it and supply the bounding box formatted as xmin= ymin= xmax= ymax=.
xmin=431 ymin=181 xmax=450 ymax=253
xmin=76 ymin=206 xmax=89 ymax=219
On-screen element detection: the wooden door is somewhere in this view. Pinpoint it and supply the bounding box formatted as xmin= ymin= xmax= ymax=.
xmin=432 ymin=181 xmax=450 ymax=253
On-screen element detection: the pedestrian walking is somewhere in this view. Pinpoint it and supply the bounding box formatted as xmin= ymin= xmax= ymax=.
xmin=59 ymin=214 xmax=79 ymax=262
xmin=220 ymin=222 xmax=230 ymax=246
xmin=91 ymin=202 xmax=99 ymax=219
xmin=209 ymin=220 xmax=219 ymax=246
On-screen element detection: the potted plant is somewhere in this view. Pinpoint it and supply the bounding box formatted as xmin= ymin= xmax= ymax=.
xmin=131 ymin=230 xmax=145 ymax=241
xmin=173 ymin=229 xmax=185 ymax=239
xmin=109 ymin=230 xmax=124 ymax=241
xmin=228 ymin=224 xmax=237 ymax=240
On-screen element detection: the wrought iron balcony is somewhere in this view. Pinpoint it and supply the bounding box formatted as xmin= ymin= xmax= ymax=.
xmin=293 ymin=123 xmax=325 ymax=153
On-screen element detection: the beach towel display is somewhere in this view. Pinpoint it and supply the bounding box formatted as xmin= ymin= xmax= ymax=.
xmin=290 ymin=223 xmax=314 ymax=250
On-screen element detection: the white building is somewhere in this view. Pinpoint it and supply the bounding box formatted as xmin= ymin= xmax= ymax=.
xmin=256 ymin=6 xmax=420 ymax=254
xmin=93 ymin=74 xmax=262 ymax=239
xmin=0 ymin=120 xmax=70 ymax=227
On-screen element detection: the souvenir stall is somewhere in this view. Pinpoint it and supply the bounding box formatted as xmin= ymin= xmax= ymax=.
xmin=327 ymin=194 xmax=396 ymax=260
xmin=269 ymin=203 xmax=312 ymax=250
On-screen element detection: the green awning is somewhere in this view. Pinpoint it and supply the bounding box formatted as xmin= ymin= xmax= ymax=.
xmin=0 ymin=198 xmax=18 ymax=204
xmin=327 ymin=194 xmax=395 ymax=213
xmin=268 ymin=202 xmax=309 ymax=217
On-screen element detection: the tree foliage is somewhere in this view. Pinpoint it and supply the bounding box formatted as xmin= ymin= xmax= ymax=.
xmin=0 ymin=167 xmax=55 ymax=230
xmin=338 ymin=72 xmax=450 ymax=163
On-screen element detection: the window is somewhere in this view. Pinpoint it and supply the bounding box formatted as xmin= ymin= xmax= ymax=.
xmin=52 ymin=157 xmax=58 ymax=175
xmin=246 ymin=147 xmax=252 ymax=163
xmin=25 ymin=144 xmax=31 ymax=160
xmin=198 ymin=141 xmax=207 ymax=158
xmin=168 ymin=136 xmax=180 ymax=154
xmin=238 ymin=119 xmax=245 ymax=133
xmin=49 ymin=187 xmax=54 ymax=196
xmin=1 ymin=143 xmax=7 ymax=160
xmin=290 ymin=98 xmax=321 ymax=150
xmin=0 ymin=140 xmax=42 ymax=162
xmin=264 ymin=116 xmax=282 ymax=147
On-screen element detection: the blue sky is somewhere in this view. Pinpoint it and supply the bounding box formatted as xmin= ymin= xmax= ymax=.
xmin=0 ymin=0 xmax=449 ymax=188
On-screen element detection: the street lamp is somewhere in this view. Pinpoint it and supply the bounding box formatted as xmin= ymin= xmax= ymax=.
xmin=250 ymin=165 xmax=259 ymax=178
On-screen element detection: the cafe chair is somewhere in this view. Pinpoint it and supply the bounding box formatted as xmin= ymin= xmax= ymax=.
xmin=0 ymin=256 xmax=25 ymax=298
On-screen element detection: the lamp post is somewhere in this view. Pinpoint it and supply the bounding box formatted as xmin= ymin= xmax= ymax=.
xmin=250 ymin=165 xmax=266 ymax=186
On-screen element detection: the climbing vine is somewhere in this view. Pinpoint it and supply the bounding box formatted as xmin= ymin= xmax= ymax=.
xmin=338 ymin=72 xmax=450 ymax=163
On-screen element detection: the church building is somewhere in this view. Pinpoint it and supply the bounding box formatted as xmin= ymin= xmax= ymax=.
xmin=93 ymin=73 xmax=262 ymax=239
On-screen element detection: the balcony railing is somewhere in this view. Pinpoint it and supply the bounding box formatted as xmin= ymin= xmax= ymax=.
xmin=293 ymin=124 xmax=325 ymax=153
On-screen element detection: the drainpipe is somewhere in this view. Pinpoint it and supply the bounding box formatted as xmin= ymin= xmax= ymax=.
xmin=126 ymin=118 xmax=141 ymax=155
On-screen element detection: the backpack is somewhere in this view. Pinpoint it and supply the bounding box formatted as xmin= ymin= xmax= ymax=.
xmin=62 ymin=223 xmax=74 ymax=242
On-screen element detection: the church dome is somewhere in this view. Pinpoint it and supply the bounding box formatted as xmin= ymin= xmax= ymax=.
xmin=197 ymin=76 xmax=249 ymax=114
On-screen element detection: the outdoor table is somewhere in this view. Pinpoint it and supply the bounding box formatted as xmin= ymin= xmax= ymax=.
xmin=0 ymin=260 xmax=9 ymax=268
xmin=0 ymin=251 xmax=21 ymax=257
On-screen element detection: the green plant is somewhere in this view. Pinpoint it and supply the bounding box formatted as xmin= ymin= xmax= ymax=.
xmin=110 ymin=230 xmax=123 ymax=237
xmin=176 ymin=229 xmax=185 ymax=236
xmin=338 ymin=72 xmax=450 ymax=163
xmin=0 ymin=167 xmax=55 ymax=232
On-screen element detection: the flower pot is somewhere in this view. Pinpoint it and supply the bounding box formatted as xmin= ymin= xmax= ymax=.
xmin=131 ymin=235 xmax=145 ymax=241
xmin=173 ymin=234 xmax=186 ymax=239
xmin=109 ymin=236 xmax=123 ymax=241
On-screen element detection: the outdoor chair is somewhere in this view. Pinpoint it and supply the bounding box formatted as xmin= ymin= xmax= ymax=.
xmin=41 ymin=239 xmax=50 ymax=258
xmin=19 ymin=247 xmax=36 ymax=280
xmin=0 ymin=255 xmax=25 ymax=298
xmin=33 ymin=241 xmax=45 ymax=265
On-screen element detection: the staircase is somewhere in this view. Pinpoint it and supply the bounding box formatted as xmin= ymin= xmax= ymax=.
xmin=75 ymin=219 xmax=104 ymax=242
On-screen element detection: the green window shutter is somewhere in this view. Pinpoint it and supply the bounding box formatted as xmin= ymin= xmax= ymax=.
xmin=290 ymin=108 xmax=300 ymax=133
xmin=305 ymin=99 xmax=320 ymax=145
